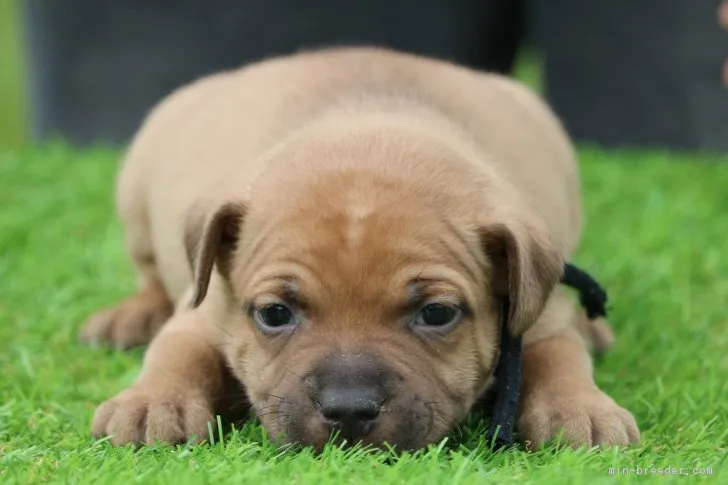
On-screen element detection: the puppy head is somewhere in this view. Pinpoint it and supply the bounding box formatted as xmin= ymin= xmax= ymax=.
xmin=185 ymin=147 xmax=562 ymax=451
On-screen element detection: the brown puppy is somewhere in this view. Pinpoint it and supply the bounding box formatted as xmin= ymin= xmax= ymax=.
xmin=81 ymin=47 xmax=639 ymax=450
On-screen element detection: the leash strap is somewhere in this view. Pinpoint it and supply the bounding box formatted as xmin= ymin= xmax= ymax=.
xmin=485 ymin=298 xmax=521 ymax=449
xmin=484 ymin=262 xmax=609 ymax=448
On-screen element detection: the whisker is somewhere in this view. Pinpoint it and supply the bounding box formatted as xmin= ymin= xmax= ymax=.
xmin=431 ymin=416 xmax=449 ymax=427
xmin=430 ymin=416 xmax=453 ymax=438
xmin=420 ymin=401 xmax=455 ymax=439
xmin=257 ymin=411 xmax=280 ymax=419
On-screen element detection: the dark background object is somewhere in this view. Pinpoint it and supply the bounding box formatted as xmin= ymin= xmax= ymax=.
xmin=23 ymin=0 xmax=524 ymax=146
xmin=22 ymin=0 xmax=728 ymax=151
xmin=532 ymin=0 xmax=728 ymax=151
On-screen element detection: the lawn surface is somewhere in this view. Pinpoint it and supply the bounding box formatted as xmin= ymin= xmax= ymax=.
xmin=1 ymin=144 xmax=727 ymax=484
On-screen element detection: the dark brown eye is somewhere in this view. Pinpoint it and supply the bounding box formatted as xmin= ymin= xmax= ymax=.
xmin=416 ymin=303 xmax=461 ymax=327
xmin=255 ymin=303 xmax=296 ymax=329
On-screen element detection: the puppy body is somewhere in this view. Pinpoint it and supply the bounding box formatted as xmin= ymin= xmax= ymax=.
xmin=120 ymin=48 xmax=578 ymax=301
xmin=84 ymin=47 xmax=638 ymax=449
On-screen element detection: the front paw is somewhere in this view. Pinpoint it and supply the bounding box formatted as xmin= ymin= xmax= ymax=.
xmin=518 ymin=387 xmax=640 ymax=449
xmin=92 ymin=383 xmax=215 ymax=445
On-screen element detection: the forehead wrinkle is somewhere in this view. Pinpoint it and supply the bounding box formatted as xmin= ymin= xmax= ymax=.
xmin=244 ymin=196 xmax=481 ymax=309
xmin=433 ymin=235 xmax=483 ymax=295
xmin=401 ymin=265 xmax=477 ymax=306
xmin=242 ymin=259 xmax=325 ymax=300
xmin=236 ymin=220 xmax=286 ymax=282
xmin=303 ymin=215 xmax=475 ymax=293
xmin=278 ymin=247 xmax=414 ymax=315
xmin=349 ymin=213 xmax=482 ymax=305
xmin=441 ymin=215 xmax=486 ymax=266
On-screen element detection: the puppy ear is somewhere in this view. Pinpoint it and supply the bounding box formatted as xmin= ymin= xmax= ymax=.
xmin=184 ymin=202 xmax=247 ymax=308
xmin=481 ymin=217 xmax=564 ymax=336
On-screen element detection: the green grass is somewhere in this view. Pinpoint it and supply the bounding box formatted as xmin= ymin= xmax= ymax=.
xmin=0 ymin=0 xmax=24 ymax=147
xmin=1 ymin=144 xmax=727 ymax=483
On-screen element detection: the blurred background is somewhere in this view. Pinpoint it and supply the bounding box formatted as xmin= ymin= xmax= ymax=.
xmin=0 ymin=0 xmax=25 ymax=147
xmin=0 ymin=0 xmax=726 ymax=151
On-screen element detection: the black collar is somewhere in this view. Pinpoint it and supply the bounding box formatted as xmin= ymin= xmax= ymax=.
xmin=484 ymin=262 xmax=609 ymax=448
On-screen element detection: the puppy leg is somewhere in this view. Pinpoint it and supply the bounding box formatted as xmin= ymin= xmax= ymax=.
xmin=517 ymin=297 xmax=639 ymax=449
xmin=80 ymin=278 xmax=172 ymax=349
xmin=80 ymin=167 xmax=173 ymax=349
xmin=91 ymin=310 xmax=237 ymax=445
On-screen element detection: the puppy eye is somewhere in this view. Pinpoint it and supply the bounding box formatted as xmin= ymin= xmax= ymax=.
xmin=254 ymin=303 xmax=296 ymax=329
xmin=416 ymin=303 xmax=461 ymax=327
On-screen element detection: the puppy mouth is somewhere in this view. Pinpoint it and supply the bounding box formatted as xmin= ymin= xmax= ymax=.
xmin=258 ymin=351 xmax=441 ymax=450
xmin=268 ymin=391 xmax=435 ymax=451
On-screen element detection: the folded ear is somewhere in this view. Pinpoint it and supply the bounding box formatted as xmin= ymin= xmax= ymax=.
xmin=184 ymin=202 xmax=247 ymax=308
xmin=481 ymin=217 xmax=564 ymax=336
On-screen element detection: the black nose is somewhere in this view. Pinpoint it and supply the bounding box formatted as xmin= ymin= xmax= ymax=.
xmin=319 ymin=386 xmax=383 ymax=441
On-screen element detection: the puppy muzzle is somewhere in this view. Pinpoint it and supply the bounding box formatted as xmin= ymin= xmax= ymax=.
xmin=301 ymin=352 xmax=401 ymax=446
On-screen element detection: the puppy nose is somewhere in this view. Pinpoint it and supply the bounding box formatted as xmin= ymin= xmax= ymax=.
xmin=319 ymin=386 xmax=382 ymax=440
